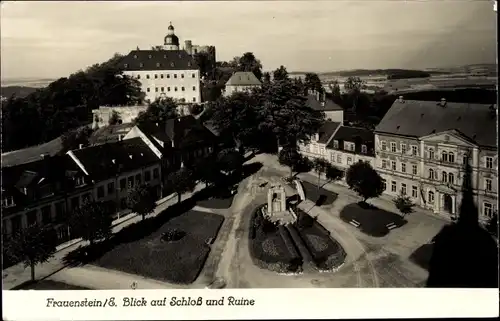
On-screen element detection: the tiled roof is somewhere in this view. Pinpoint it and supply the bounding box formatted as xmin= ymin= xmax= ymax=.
xmin=317 ymin=121 xmax=341 ymax=144
xmin=89 ymin=123 xmax=135 ymax=146
xmin=70 ymin=137 xmax=160 ymax=181
xmin=375 ymin=99 xmax=497 ymax=148
xmin=307 ymin=95 xmax=343 ymax=112
xmin=1 ymin=137 xmax=63 ymax=168
xmin=165 ymin=116 xmax=217 ymax=148
xmin=225 ymin=72 xmax=262 ymax=86
xmin=120 ymin=50 xmax=198 ymax=71
xmin=327 ymin=125 xmax=375 ymax=156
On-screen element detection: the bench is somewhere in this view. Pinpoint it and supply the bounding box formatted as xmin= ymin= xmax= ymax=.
xmin=349 ymin=219 xmax=360 ymax=228
xmin=386 ymin=222 xmax=397 ymax=230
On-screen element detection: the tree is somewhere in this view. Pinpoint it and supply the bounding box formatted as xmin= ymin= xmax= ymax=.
xmin=278 ymin=148 xmax=303 ymax=179
xmin=313 ymin=158 xmax=330 ymax=188
xmin=263 ymin=72 xmax=271 ymax=83
xmin=4 ymin=226 xmax=57 ymax=281
xmin=325 ymin=165 xmax=343 ymax=182
xmin=344 ymin=76 xmax=365 ymax=112
xmin=108 ymin=110 xmax=121 ymax=125
xmin=304 ymin=73 xmax=323 ymax=94
xmin=293 ymin=156 xmax=313 ymax=176
xmin=236 ymin=52 xmax=263 ymax=80
xmin=134 ymin=97 xmax=178 ymax=126
xmin=61 ymin=126 xmax=94 ymax=151
xmin=329 ymin=80 xmax=342 ymax=102
xmin=194 ymin=52 xmax=213 ymax=79
xmin=217 ymin=148 xmax=244 ymax=175
xmin=189 ymin=155 xmax=223 ymax=188
xmin=346 ymin=161 xmax=384 ymax=203
xmin=272 ymin=65 xmax=289 ymax=82
xmin=188 ymin=104 xmax=204 ymax=116
xmin=166 ymin=168 xmax=196 ymax=203
xmin=126 ymin=184 xmax=157 ymax=220
xmin=393 ymin=194 xmax=415 ymax=216
xmin=68 ymin=200 xmax=113 ymax=246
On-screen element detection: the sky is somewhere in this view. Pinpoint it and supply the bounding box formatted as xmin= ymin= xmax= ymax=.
xmin=1 ymin=0 xmax=497 ymax=80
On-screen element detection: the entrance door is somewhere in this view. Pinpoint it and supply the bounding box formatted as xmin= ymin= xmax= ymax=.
xmin=443 ymin=194 xmax=453 ymax=213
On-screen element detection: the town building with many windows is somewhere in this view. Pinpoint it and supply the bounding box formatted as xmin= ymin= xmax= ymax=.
xmin=374 ymin=97 xmax=497 ymax=222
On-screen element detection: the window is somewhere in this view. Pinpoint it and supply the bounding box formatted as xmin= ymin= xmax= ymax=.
xmin=382 ymin=179 xmax=387 ymax=191
xmin=337 ymin=155 xmax=342 ymax=163
xmin=412 ymin=164 xmax=418 ymax=175
xmin=174 ymin=74 xmax=177 ymax=79
xmin=463 ymin=156 xmax=468 ymax=165
xmin=167 ymin=87 xmax=171 ymax=92
xmin=145 ymin=170 xmax=151 ymax=182
xmin=347 ymin=157 xmax=353 ymax=165
xmin=27 ymin=210 xmax=37 ymax=227
xmin=391 ymin=161 xmax=396 ymax=171
xmin=428 ymin=191 xmax=435 ymax=204
xmin=428 ymin=148 xmax=434 ymax=159
xmin=192 ymin=73 xmax=196 ymax=78
xmin=412 ymin=145 xmax=418 ymax=156
xmin=448 ymin=152 xmax=455 ymax=163
xmin=155 ymin=87 xmax=159 ymax=92
xmin=441 ymin=151 xmax=448 ymax=162
xmin=146 ymin=74 xmax=150 ymax=79
xmin=333 ymin=140 xmax=339 ymax=149
xmin=161 ymin=87 xmax=164 ymax=92
xmin=41 ymin=206 xmax=51 ymax=224
xmin=390 ymin=142 xmax=397 ymax=153
xmin=391 ymin=181 xmax=397 ymax=192
xmin=127 ymin=176 xmax=134 ymax=189
xmin=381 ymin=141 xmax=387 ymax=151
xmin=55 ymin=202 xmax=65 ymax=222
xmin=2 ymin=196 xmax=14 ymax=207
xmin=193 ymin=86 xmax=196 ymax=91
xmin=147 ymin=88 xmax=151 ymax=92
xmin=361 ymin=145 xmax=367 ymax=154
xmin=137 ymin=75 xmax=141 ymax=79
xmin=486 ymin=157 xmax=493 ymax=169
xmin=167 ymin=74 xmax=170 ymax=79
xmin=483 ymin=202 xmax=493 ymax=218
xmin=181 ymin=74 xmax=185 ymax=78
xmin=192 ymin=97 xmax=196 ymax=102
xmin=75 ymin=176 xmax=85 ymax=187
xmin=120 ymin=178 xmax=126 ymax=191
xmin=401 ymin=144 xmax=407 ymax=154
xmin=139 ymin=63 xmax=144 ymax=67
xmin=401 ymin=183 xmax=407 ymax=195
xmin=412 ymin=186 xmax=418 ymax=198
xmin=442 ymin=171 xmax=448 ymax=182
xmin=161 ymin=74 xmax=164 ymax=79
xmin=174 ymin=87 xmax=178 ymax=92
xmin=485 ymin=178 xmax=492 ymax=191
xmin=107 ymin=182 xmax=115 ymax=195
xmin=429 ymin=169 xmax=435 ymax=180
xmin=401 ymin=163 xmax=406 ymax=173
xmin=97 ymin=186 xmax=105 ymax=198
xmin=135 ymin=173 xmax=142 ymax=184
xmin=154 ymin=74 xmax=158 ymax=79
xmin=382 ymin=160 xmax=387 ymax=169
xmin=181 ymin=87 xmax=185 ymax=91
xmin=448 ymin=173 xmax=455 ymax=185
xmin=330 ymin=154 xmax=335 ymax=162
xmin=320 ymin=147 xmax=325 ymax=155
xmin=153 ymin=168 xmax=159 ymax=179
xmin=124 ymin=64 xmax=128 ymax=68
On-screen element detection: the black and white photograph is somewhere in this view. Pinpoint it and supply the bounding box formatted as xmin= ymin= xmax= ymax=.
xmin=1 ymin=0 xmax=498 ymax=314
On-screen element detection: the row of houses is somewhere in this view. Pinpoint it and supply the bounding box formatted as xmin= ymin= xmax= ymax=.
xmin=1 ymin=115 xmax=219 ymax=243
xmin=299 ymin=97 xmax=498 ymax=223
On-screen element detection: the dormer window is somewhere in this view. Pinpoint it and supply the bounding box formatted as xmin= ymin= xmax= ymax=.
xmin=148 ymin=54 xmax=152 ymax=59
xmin=133 ymin=55 xmax=137 ymax=59
xmin=361 ymin=145 xmax=367 ymax=154
xmin=171 ymin=62 xmax=175 ymax=67
xmin=156 ymin=63 xmax=161 ymax=67
xmin=75 ymin=177 xmax=85 ymax=187
xmin=139 ymin=63 xmax=144 ymax=68
xmin=124 ymin=64 xmax=128 ymax=68
xmin=187 ymin=62 xmax=191 ymax=67
xmin=333 ymin=140 xmax=339 ymax=148
xmin=163 ymin=54 xmax=167 ymax=58
xmin=344 ymin=142 xmax=355 ymax=151
xmin=2 ymin=196 xmax=15 ymax=208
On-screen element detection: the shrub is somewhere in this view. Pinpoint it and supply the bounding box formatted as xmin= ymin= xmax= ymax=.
xmin=296 ymin=212 xmax=315 ymax=229
xmin=161 ymin=229 xmax=186 ymax=242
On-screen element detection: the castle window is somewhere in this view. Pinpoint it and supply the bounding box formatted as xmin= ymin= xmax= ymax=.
xmin=381 ymin=141 xmax=387 ymax=151
xmin=390 ymin=142 xmax=396 ymax=153
xmin=193 ymin=86 xmax=196 ymax=91
xmin=174 ymin=87 xmax=178 ymax=92
xmin=155 ymin=87 xmax=158 ymax=92
xmin=428 ymin=191 xmax=434 ymax=204
xmin=137 ymin=75 xmax=141 ymax=79
xmin=160 ymin=74 xmax=164 ymax=79
xmin=448 ymin=173 xmax=455 ymax=185
xmin=161 ymin=87 xmax=164 ymax=92
xmin=167 ymin=74 xmax=170 ymax=79
xmin=174 ymin=74 xmax=177 ymax=79
xmin=441 ymin=171 xmax=447 ymax=182
xmin=181 ymin=87 xmax=185 ymax=91
xmin=486 ymin=157 xmax=493 ymax=169
xmin=146 ymin=74 xmax=150 ymax=79
xmin=192 ymin=97 xmax=196 ymax=102
xmin=441 ymin=151 xmax=448 ymax=162
xmin=192 ymin=73 xmax=196 ymax=78
xmin=167 ymin=87 xmax=171 ymax=91
xmin=154 ymin=74 xmax=158 ymax=79
xmin=181 ymin=74 xmax=185 ymax=78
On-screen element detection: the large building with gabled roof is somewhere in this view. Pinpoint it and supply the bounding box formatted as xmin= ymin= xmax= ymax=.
xmin=119 ymin=23 xmax=215 ymax=104
xmin=224 ymin=71 xmax=262 ymax=96
xmin=374 ymin=96 xmax=497 ymax=222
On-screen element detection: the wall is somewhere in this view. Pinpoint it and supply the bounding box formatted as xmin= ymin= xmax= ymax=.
xmin=324 ymin=110 xmax=344 ymax=124
xmin=123 ymin=69 xmax=201 ymax=103
xmin=93 ymin=106 xmax=147 ymax=127
xmin=224 ymin=85 xmax=260 ymax=96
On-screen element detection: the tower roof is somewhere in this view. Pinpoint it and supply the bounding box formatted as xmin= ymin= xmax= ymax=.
xmin=168 ymin=22 xmax=174 ymax=30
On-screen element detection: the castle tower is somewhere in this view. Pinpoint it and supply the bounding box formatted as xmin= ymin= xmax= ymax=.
xmin=184 ymin=40 xmax=193 ymax=55
xmin=164 ymin=22 xmax=180 ymax=50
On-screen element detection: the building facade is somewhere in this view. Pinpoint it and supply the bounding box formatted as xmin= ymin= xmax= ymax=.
xmin=375 ymin=97 xmax=497 ymax=222
xmin=224 ymin=71 xmax=262 ymax=96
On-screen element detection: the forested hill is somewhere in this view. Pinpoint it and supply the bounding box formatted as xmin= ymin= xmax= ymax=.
xmin=319 ymin=69 xmax=448 ymax=78
xmin=1 ymin=86 xmax=39 ymax=99
xmin=1 ymin=53 xmax=144 ymax=153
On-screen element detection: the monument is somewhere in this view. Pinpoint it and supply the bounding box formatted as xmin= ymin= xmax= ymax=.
xmin=263 ymin=184 xmax=297 ymax=225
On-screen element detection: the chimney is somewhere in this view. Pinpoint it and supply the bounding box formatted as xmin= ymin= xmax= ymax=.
xmin=322 ymin=91 xmax=326 ymax=101
xmin=129 ymin=154 xmax=133 ymax=159
xmin=40 ymin=153 xmax=47 ymax=160
xmin=156 ymin=122 xmax=159 ymax=127
xmin=440 ymin=98 xmax=447 ymax=107
xmin=316 ymin=91 xmax=320 ymax=101
xmin=112 ymin=159 xmax=116 ymax=164
xmin=79 ymin=144 xmax=83 ymax=149
xmin=398 ymin=96 xmax=404 ymax=103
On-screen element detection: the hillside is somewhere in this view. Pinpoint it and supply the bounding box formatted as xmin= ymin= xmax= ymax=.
xmin=1 ymin=86 xmax=39 ymax=99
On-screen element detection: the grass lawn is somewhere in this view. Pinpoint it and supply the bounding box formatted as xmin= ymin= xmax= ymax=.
xmin=299 ymin=180 xmax=338 ymax=206
xmin=16 ymin=280 xmax=91 ymax=290
xmin=339 ymin=202 xmax=407 ymax=237
xmin=92 ymin=210 xmax=224 ymax=284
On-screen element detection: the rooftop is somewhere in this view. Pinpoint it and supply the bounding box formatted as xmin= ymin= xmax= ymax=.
xmin=375 ymin=99 xmax=497 ymax=148
xmin=89 ymin=123 xmax=135 ymax=146
xmin=1 ymin=137 xmax=64 ymax=168
xmin=317 ymin=121 xmax=342 ymax=144
xmin=225 ymin=71 xmax=262 ymax=86
xmin=307 ymin=94 xmax=343 ymax=112
xmin=120 ymin=50 xmax=198 ymax=71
